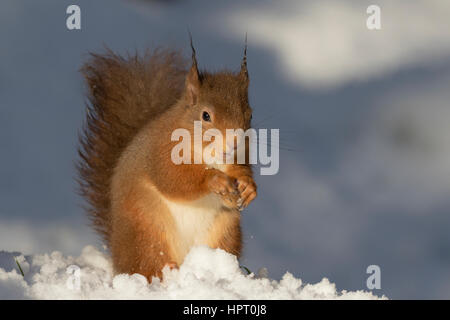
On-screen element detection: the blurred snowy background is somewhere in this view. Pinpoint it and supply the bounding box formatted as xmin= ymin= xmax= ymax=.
xmin=1 ymin=0 xmax=450 ymax=299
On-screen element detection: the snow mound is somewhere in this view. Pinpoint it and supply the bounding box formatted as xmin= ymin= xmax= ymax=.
xmin=0 ymin=246 xmax=385 ymax=299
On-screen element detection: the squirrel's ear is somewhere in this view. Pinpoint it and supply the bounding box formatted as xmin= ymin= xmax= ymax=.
xmin=186 ymin=31 xmax=201 ymax=105
xmin=239 ymin=33 xmax=249 ymax=86
xmin=185 ymin=64 xmax=200 ymax=106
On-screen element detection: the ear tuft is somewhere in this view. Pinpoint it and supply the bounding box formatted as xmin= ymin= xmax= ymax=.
xmin=239 ymin=33 xmax=249 ymax=84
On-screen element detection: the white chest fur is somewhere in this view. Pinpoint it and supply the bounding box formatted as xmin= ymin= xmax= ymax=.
xmin=162 ymin=193 xmax=223 ymax=261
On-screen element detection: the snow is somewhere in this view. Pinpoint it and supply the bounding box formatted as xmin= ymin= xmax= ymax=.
xmin=0 ymin=245 xmax=386 ymax=300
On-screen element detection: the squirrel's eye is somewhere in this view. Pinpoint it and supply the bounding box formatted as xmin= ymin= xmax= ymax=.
xmin=202 ymin=111 xmax=211 ymax=122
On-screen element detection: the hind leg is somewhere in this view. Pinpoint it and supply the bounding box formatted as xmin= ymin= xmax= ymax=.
xmin=206 ymin=210 xmax=242 ymax=257
xmin=110 ymin=190 xmax=178 ymax=282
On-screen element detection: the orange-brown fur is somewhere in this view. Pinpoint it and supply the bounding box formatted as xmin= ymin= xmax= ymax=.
xmin=78 ymin=45 xmax=257 ymax=282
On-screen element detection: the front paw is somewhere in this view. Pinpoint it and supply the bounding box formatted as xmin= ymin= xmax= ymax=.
xmin=236 ymin=176 xmax=257 ymax=210
xmin=207 ymin=171 xmax=240 ymax=209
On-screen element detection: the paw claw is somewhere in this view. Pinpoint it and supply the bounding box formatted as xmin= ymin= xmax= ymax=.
xmin=235 ymin=176 xmax=257 ymax=209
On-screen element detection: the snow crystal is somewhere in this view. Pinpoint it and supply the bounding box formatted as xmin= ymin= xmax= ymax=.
xmin=0 ymin=245 xmax=386 ymax=300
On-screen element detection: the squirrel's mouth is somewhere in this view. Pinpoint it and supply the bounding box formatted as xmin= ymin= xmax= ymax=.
xmin=222 ymin=149 xmax=236 ymax=158
xmin=207 ymin=150 xmax=235 ymax=162
xmin=203 ymin=147 xmax=239 ymax=163
xmin=223 ymin=150 xmax=234 ymax=157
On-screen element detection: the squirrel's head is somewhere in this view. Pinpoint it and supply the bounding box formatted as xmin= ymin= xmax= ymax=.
xmin=179 ymin=35 xmax=253 ymax=161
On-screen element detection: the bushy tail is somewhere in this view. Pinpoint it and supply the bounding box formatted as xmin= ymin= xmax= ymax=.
xmin=77 ymin=48 xmax=187 ymax=242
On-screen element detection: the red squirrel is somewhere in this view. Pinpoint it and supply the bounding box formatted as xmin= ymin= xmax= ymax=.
xmin=77 ymin=40 xmax=257 ymax=281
